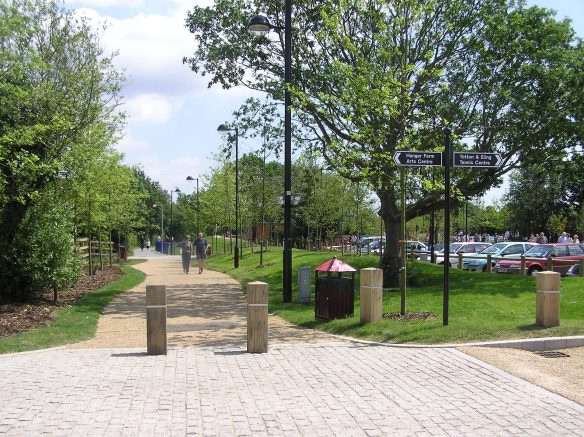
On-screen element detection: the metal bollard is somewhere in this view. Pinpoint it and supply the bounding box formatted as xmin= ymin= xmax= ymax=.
xmin=247 ymin=281 xmax=268 ymax=353
xmin=360 ymin=268 xmax=383 ymax=323
xmin=536 ymin=271 xmax=560 ymax=328
xmin=146 ymin=285 xmax=167 ymax=355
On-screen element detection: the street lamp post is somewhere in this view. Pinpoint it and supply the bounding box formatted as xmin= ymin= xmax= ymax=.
xmin=152 ymin=203 xmax=164 ymax=253
xmin=170 ymin=188 xmax=180 ymax=254
xmin=249 ymin=1 xmax=293 ymax=302
xmin=186 ymin=176 xmax=200 ymax=232
xmin=217 ymin=124 xmax=239 ymax=269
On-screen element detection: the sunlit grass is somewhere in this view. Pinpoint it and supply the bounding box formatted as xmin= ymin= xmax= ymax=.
xmin=206 ymin=247 xmax=584 ymax=344
xmin=0 ymin=260 xmax=146 ymax=354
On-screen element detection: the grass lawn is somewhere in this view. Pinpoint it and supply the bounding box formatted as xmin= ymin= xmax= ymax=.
xmin=0 ymin=260 xmax=146 ymax=354
xmin=206 ymin=247 xmax=584 ymax=344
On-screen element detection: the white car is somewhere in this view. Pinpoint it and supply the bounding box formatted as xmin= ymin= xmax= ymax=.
xmin=434 ymin=242 xmax=492 ymax=268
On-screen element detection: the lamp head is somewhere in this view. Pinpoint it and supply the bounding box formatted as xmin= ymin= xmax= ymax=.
xmin=186 ymin=176 xmax=195 ymax=181
xmin=248 ymin=15 xmax=272 ymax=32
xmin=217 ymin=123 xmax=231 ymax=133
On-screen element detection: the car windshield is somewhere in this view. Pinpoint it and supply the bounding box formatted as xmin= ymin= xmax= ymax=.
xmin=480 ymin=243 xmax=507 ymax=254
xmin=448 ymin=243 xmax=463 ymax=253
xmin=524 ymin=246 xmax=553 ymax=257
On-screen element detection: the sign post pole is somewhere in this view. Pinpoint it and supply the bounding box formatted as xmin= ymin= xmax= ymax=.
xmin=393 ymin=143 xmax=501 ymax=327
xmin=443 ymin=128 xmax=452 ymax=326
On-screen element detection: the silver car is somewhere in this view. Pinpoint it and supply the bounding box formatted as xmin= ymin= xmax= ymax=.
xmin=462 ymin=242 xmax=537 ymax=272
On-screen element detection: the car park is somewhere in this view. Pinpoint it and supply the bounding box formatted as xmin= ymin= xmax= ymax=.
xmin=461 ymin=242 xmax=537 ymax=272
xmin=434 ymin=242 xmax=492 ymax=268
xmin=494 ymin=243 xmax=584 ymax=276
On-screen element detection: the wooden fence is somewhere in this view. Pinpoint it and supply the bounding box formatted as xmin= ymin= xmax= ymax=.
xmin=76 ymin=237 xmax=123 ymax=275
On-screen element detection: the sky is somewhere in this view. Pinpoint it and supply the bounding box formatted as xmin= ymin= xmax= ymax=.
xmin=64 ymin=0 xmax=584 ymax=203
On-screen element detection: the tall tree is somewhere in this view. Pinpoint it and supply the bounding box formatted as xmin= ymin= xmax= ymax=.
xmin=0 ymin=0 xmax=125 ymax=300
xmin=185 ymin=0 xmax=584 ymax=286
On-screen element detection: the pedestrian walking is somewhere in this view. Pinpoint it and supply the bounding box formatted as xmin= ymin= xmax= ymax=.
xmin=139 ymin=235 xmax=145 ymax=251
xmin=195 ymin=232 xmax=208 ymax=274
xmin=146 ymin=238 xmax=151 ymax=250
xmin=180 ymin=235 xmax=193 ymax=274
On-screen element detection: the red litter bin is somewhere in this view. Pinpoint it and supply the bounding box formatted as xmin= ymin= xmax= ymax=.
xmin=314 ymin=257 xmax=356 ymax=320
xmin=119 ymin=245 xmax=126 ymax=261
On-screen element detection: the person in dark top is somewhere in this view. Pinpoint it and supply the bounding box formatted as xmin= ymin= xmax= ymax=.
xmin=180 ymin=235 xmax=193 ymax=274
xmin=195 ymin=232 xmax=208 ymax=274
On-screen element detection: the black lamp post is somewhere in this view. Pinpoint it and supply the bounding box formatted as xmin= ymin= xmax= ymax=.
xmin=249 ymin=1 xmax=293 ymax=302
xmin=186 ymin=176 xmax=199 ymax=232
xmin=170 ymin=188 xmax=180 ymax=254
xmin=152 ymin=203 xmax=163 ymax=253
xmin=217 ymin=124 xmax=239 ymax=269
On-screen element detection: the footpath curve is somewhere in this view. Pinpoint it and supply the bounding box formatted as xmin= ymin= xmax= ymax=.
xmin=67 ymin=254 xmax=341 ymax=350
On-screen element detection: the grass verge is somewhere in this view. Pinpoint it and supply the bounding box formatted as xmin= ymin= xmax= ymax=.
xmin=206 ymin=247 xmax=584 ymax=344
xmin=0 ymin=260 xmax=146 ymax=355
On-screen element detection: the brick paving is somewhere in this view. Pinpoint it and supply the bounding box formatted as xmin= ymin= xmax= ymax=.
xmin=1 ymin=344 xmax=583 ymax=436
xmin=1 ymin=256 xmax=583 ymax=436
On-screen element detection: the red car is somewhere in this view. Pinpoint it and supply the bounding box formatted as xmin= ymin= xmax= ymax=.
xmin=494 ymin=243 xmax=584 ymax=276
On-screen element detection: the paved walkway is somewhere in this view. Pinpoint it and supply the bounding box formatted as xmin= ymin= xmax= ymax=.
xmin=0 ymin=256 xmax=583 ymax=436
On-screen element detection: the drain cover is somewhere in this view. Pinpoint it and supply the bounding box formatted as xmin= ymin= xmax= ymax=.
xmin=534 ymin=350 xmax=570 ymax=358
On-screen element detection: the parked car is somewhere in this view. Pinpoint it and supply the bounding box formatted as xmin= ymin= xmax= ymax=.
xmin=360 ymin=239 xmax=384 ymax=254
xmin=566 ymin=263 xmax=580 ymax=277
xmin=494 ymin=243 xmax=584 ymax=276
xmin=461 ymin=242 xmax=537 ymax=272
xmin=358 ymin=236 xmax=384 ymax=247
xmin=405 ymin=241 xmax=427 ymax=252
xmin=434 ymin=242 xmax=492 ymax=268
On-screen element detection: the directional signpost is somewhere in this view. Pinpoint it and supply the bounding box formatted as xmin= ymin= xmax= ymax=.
xmin=453 ymin=152 xmax=502 ymax=168
xmin=393 ymin=144 xmax=502 ymax=326
xmin=393 ymin=151 xmax=443 ymax=167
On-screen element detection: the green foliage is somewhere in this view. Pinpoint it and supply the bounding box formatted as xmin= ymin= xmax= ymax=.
xmin=547 ymin=213 xmax=567 ymax=242
xmin=185 ymin=0 xmax=584 ymax=287
xmin=0 ymin=198 xmax=82 ymax=302
xmin=577 ymin=204 xmax=584 ymax=239
xmin=0 ymin=0 xmax=127 ymax=301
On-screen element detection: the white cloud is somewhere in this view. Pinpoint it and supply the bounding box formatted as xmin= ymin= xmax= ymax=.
xmin=115 ymin=134 xmax=150 ymax=155
xmin=72 ymin=6 xmax=205 ymax=100
xmin=124 ymin=94 xmax=174 ymax=124
xmin=138 ymin=154 xmax=206 ymax=193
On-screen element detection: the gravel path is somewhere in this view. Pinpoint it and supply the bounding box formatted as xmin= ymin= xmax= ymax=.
xmin=67 ymin=256 xmax=340 ymax=350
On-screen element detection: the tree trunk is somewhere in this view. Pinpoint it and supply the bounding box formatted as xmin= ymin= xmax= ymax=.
xmin=379 ymin=187 xmax=402 ymax=288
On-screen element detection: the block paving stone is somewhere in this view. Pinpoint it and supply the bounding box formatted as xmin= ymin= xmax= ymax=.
xmin=1 ymin=342 xmax=583 ymax=436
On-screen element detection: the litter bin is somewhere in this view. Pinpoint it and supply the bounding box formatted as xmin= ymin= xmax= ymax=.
xmin=314 ymin=257 xmax=356 ymax=320
xmin=119 ymin=245 xmax=126 ymax=261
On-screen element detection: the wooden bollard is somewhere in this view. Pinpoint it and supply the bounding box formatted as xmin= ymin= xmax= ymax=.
xmin=360 ymin=268 xmax=383 ymax=323
xmin=146 ymin=285 xmax=167 ymax=355
xmin=536 ymin=271 xmax=560 ymax=328
xmin=247 ymin=281 xmax=268 ymax=353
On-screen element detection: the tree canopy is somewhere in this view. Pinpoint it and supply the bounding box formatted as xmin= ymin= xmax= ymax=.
xmin=185 ymin=0 xmax=584 ymax=285
xmin=0 ymin=0 xmax=127 ymax=301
